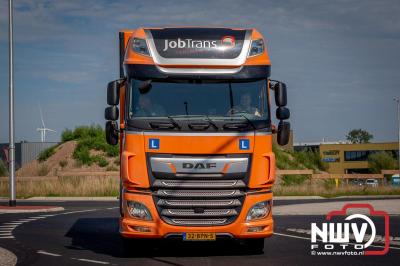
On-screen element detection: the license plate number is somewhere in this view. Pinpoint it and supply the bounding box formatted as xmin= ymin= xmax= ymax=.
xmin=183 ymin=232 xmax=216 ymax=241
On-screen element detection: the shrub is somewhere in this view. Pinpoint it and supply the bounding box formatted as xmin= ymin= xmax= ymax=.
xmin=368 ymin=152 xmax=397 ymax=174
xmin=93 ymin=155 xmax=109 ymax=167
xmin=59 ymin=160 xmax=68 ymax=168
xmin=37 ymin=164 xmax=50 ymax=176
xmin=0 ymin=160 xmax=8 ymax=176
xmin=38 ymin=146 xmax=57 ymax=162
xmin=63 ymin=125 xmax=119 ymax=166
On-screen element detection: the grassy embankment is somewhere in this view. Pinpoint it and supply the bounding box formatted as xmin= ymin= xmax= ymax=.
xmin=0 ymin=125 xmax=399 ymax=198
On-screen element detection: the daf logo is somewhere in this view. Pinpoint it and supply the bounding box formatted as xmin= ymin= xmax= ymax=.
xmin=182 ymin=162 xmax=217 ymax=169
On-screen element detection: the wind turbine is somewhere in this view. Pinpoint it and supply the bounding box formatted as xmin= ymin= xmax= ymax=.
xmin=36 ymin=104 xmax=56 ymax=142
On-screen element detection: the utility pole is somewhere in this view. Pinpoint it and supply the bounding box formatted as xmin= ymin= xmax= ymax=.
xmin=394 ymin=97 xmax=400 ymax=173
xmin=8 ymin=0 xmax=16 ymax=207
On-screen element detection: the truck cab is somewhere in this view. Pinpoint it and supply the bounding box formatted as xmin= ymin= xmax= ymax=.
xmin=105 ymin=27 xmax=290 ymax=252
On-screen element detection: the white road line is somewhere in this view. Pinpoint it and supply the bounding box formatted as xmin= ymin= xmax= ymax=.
xmin=0 ymin=230 xmax=13 ymax=233
xmin=72 ymin=258 xmax=110 ymax=264
xmin=3 ymin=222 xmax=23 ymax=225
xmin=29 ymin=216 xmax=46 ymax=219
xmin=61 ymin=209 xmax=99 ymax=215
xmin=0 ymin=236 xmax=14 ymax=239
xmin=17 ymin=219 xmax=37 ymax=222
xmin=37 ymin=250 xmax=62 ymax=257
xmin=106 ymin=207 xmax=118 ymax=210
xmin=0 ymin=226 xmax=17 ymax=228
xmin=274 ymin=232 xmax=400 ymax=250
xmin=38 ymin=214 xmax=56 ymax=217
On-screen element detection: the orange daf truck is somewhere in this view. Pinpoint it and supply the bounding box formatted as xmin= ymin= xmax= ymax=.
xmin=104 ymin=27 xmax=290 ymax=252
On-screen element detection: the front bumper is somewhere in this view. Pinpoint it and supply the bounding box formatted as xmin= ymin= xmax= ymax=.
xmin=120 ymin=190 xmax=273 ymax=239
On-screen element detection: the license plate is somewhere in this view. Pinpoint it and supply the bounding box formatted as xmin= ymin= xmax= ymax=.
xmin=183 ymin=232 xmax=216 ymax=241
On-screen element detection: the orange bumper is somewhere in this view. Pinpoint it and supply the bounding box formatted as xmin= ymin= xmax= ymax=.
xmin=120 ymin=191 xmax=273 ymax=239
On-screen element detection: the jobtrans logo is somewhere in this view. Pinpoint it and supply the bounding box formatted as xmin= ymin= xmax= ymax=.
xmin=310 ymin=204 xmax=389 ymax=256
xmin=163 ymin=36 xmax=236 ymax=51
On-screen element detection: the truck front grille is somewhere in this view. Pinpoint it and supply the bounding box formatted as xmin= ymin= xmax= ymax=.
xmin=149 ymin=154 xmax=249 ymax=227
xmin=153 ymin=180 xmax=245 ymax=226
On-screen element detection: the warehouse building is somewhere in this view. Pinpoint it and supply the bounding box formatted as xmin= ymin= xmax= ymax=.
xmin=0 ymin=142 xmax=58 ymax=170
xmin=295 ymin=141 xmax=398 ymax=174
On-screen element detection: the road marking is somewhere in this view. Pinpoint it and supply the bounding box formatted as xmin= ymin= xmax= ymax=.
xmin=3 ymin=222 xmax=23 ymax=225
xmin=0 ymin=233 xmax=12 ymax=236
xmin=106 ymin=207 xmax=118 ymax=210
xmin=0 ymin=226 xmax=17 ymax=228
xmin=61 ymin=209 xmax=99 ymax=215
xmin=0 ymin=236 xmax=14 ymax=239
xmin=72 ymin=258 xmax=110 ymax=264
xmin=274 ymin=232 xmax=400 ymax=250
xmin=0 ymin=230 xmax=12 ymax=233
xmin=286 ymin=228 xmax=400 ymax=246
xmin=38 ymin=214 xmax=56 ymax=217
xmin=29 ymin=216 xmax=46 ymax=219
xmin=17 ymin=219 xmax=36 ymax=222
xmin=37 ymin=250 xmax=62 ymax=257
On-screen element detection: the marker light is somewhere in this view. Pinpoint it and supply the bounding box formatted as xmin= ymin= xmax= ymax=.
xmin=132 ymin=38 xmax=150 ymax=56
xmin=126 ymin=201 xmax=153 ymax=220
xmin=248 ymin=39 xmax=264 ymax=57
xmin=246 ymin=201 xmax=271 ymax=221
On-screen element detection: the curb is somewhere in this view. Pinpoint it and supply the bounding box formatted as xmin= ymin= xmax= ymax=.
xmin=0 ymin=206 xmax=64 ymax=214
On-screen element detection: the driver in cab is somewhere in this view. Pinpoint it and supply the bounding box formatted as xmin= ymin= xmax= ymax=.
xmin=230 ymin=93 xmax=261 ymax=117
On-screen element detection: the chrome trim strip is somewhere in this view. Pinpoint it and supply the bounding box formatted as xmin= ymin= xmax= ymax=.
xmin=145 ymin=29 xmax=252 ymax=66
xmin=125 ymin=131 xmax=259 ymax=136
xmin=156 ymin=66 xmax=243 ymax=75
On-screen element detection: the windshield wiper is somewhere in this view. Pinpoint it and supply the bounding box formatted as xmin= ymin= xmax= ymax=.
xmin=167 ymin=116 xmax=181 ymax=130
xmin=169 ymin=115 xmax=219 ymax=130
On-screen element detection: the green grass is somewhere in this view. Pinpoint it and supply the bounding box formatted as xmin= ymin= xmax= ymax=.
xmin=38 ymin=145 xmax=57 ymax=162
xmin=273 ymin=145 xmax=328 ymax=186
xmin=61 ymin=125 xmax=119 ymax=167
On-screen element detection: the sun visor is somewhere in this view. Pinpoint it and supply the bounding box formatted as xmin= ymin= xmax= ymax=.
xmin=145 ymin=28 xmax=252 ymax=66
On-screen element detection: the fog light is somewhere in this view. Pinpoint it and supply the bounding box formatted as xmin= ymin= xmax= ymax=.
xmin=247 ymin=226 xmax=266 ymax=233
xmin=132 ymin=226 xmax=151 ymax=232
xmin=246 ymin=201 xmax=271 ymax=221
xmin=126 ymin=201 xmax=152 ymax=221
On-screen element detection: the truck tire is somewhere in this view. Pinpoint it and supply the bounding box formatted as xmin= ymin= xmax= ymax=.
xmin=242 ymin=238 xmax=265 ymax=254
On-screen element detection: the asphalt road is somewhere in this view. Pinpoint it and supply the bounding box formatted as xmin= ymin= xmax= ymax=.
xmin=0 ymin=199 xmax=399 ymax=266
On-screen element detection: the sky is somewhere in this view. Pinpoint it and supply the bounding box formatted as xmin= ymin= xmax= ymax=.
xmin=0 ymin=0 xmax=399 ymax=144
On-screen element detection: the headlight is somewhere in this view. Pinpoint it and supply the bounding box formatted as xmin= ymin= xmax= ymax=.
xmin=248 ymin=39 xmax=264 ymax=57
xmin=126 ymin=201 xmax=152 ymax=220
xmin=246 ymin=201 xmax=271 ymax=221
xmin=132 ymin=38 xmax=150 ymax=56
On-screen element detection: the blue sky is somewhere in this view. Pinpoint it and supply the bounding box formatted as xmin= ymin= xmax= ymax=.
xmin=0 ymin=0 xmax=399 ymax=143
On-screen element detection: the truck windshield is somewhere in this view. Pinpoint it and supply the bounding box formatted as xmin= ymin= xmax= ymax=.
xmin=128 ymin=79 xmax=269 ymax=125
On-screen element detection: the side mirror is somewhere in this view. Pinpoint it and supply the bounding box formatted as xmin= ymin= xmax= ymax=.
xmin=105 ymin=121 xmax=119 ymax=145
xmin=274 ymin=82 xmax=287 ymax=107
xmin=276 ymin=106 xmax=290 ymax=120
xmin=105 ymin=106 xmax=119 ymax=121
xmin=277 ymin=121 xmax=290 ymax=146
xmin=107 ymin=79 xmax=124 ymax=105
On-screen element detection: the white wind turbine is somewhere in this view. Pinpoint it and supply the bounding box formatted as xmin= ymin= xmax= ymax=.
xmin=36 ymin=104 xmax=56 ymax=142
